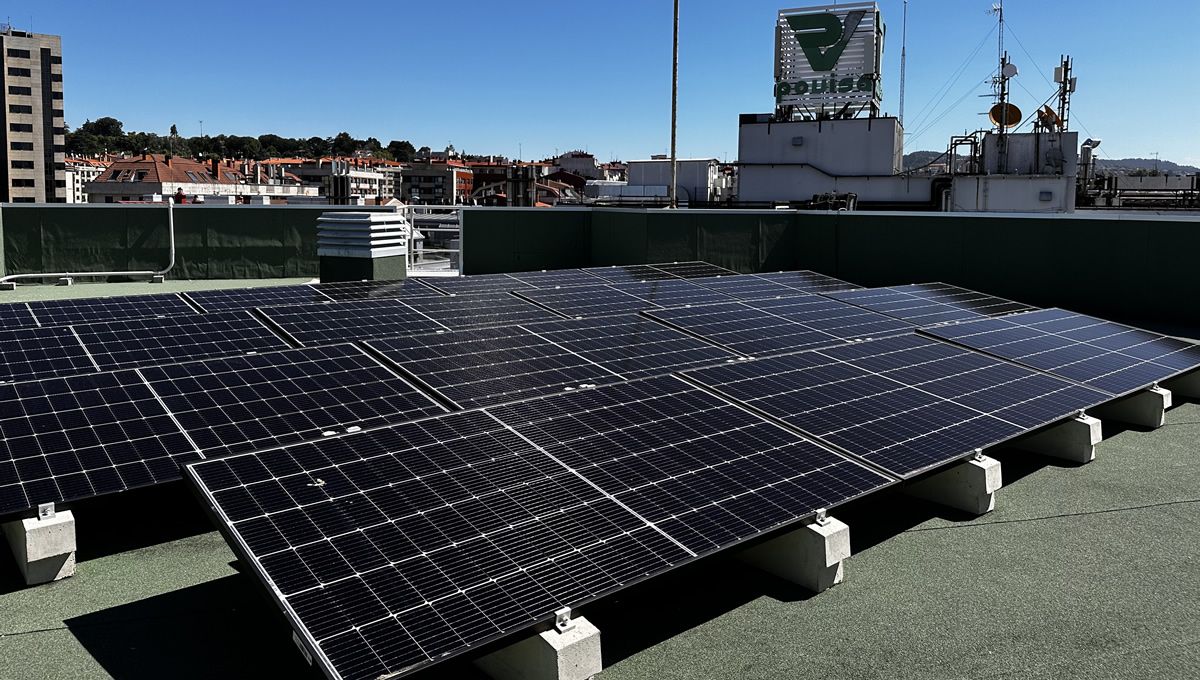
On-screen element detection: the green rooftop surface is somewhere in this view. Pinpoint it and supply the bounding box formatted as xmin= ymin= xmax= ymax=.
xmin=0 ymin=280 xmax=1197 ymax=680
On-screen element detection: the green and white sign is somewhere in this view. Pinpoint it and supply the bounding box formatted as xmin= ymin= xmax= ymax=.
xmin=775 ymin=2 xmax=883 ymax=112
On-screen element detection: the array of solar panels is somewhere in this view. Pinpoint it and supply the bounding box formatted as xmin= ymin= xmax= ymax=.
xmin=2 ymin=263 xmax=1197 ymax=680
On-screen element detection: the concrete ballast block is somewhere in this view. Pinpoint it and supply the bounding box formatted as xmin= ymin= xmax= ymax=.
xmin=1014 ymin=414 xmax=1102 ymax=463
xmin=1091 ymin=386 xmax=1171 ymax=429
xmin=2 ymin=510 xmax=77 ymax=585
xmin=906 ymin=454 xmax=1003 ymax=515
xmin=738 ymin=516 xmax=851 ymax=593
xmin=474 ymin=616 xmax=602 ymax=680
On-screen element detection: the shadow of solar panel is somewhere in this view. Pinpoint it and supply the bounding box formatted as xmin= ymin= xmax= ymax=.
xmin=0 ymin=325 xmax=95 ymax=383
xmin=924 ymin=309 xmax=1200 ymax=396
xmin=259 ymin=299 xmax=448 ymax=345
xmin=139 ymin=345 xmax=445 ymax=458
xmin=27 ymin=293 xmax=196 ymax=326
xmin=74 ymin=311 xmax=290 ymax=371
xmin=515 ymin=285 xmax=653 ymax=319
xmin=186 ymin=409 xmax=691 ymax=680
xmin=366 ymin=327 xmax=621 ymax=409
xmin=419 ymin=274 xmax=532 ymax=296
xmin=0 ymin=302 xmax=39 ymax=331
xmin=524 ymin=314 xmax=741 ymax=378
xmin=504 ymin=269 xmax=609 ymax=289
xmin=648 ymin=261 xmax=740 ymax=279
xmin=492 ymin=377 xmax=892 ymax=554
xmin=753 ymin=270 xmax=862 ymax=294
xmin=747 ymin=295 xmax=914 ymax=341
xmin=312 ymin=279 xmax=447 ymax=302
xmin=0 ymin=370 xmax=199 ymax=517
xmin=583 ymin=264 xmax=680 ymax=283
xmin=608 ymin=279 xmax=731 ymax=308
xmin=646 ymin=302 xmax=841 ymax=356
xmin=684 ymin=333 xmax=1110 ymax=477
xmin=185 ymin=285 xmax=333 ymax=312
xmin=402 ymin=293 xmax=565 ymax=329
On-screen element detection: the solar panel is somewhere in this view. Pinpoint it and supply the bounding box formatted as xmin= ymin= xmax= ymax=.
xmin=365 ymin=327 xmax=622 ymax=409
xmin=74 ymin=311 xmax=291 ymax=371
xmin=0 ymin=303 xmax=39 ymax=331
xmin=311 ymin=279 xmax=446 ymax=302
xmin=184 ymin=285 xmax=333 ymax=312
xmin=523 ymin=314 xmax=741 ymax=379
xmin=492 ymin=377 xmax=892 ymax=554
xmin=923 ymin=309 xmax=1200 ymax=396
xmin=514 ymin=284 xmax=653 ymax=319
xmin=753 ymin=270 xmax=863 ymax=294
xmin=691 ymin=274 xmax=798 ymax=300
xmin=419 ymin=274 xmax=531 ymax=296
xmin=0 ymin=370 xmax=199 ymax=517
xmin=504 ymin=269 xmax=608 ymax=289
xmin=259 ymin=300 xmax=448 ymax=346
xmin=139 ymin=344 xmax=446 ymax=459
xmin=648 ymin=261 xmax=740 ymax=279
xmin=746 ymin=294 xmax=914 ymax=341
xmin=402 ymin=293 xmax=563 ymax=330
xmin=826 ymin=283 xmax=1035 ymax=326
xmin=684 ymin=333 xmax=1110 ymax=477
xmin=608 ymin=279 xmax=732 ymax=308
xmin=27 ymin=293 xmax=196 ymax=327
xmin=186 ymin=376 xmax=889 ymax=680
xmin=646 ymin=302 xmax=843 ymax=357
xmin=0 ymin=325 xmax=96 ymax=383
xmin=583 ymin=264 xmax=680 ymax=283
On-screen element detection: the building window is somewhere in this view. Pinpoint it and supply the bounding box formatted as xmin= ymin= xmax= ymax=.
xmin=51 ymin=108 xmax=64 ymax=117
xmin=11 ymin=160 xmax=35 ymax=169
xmin=52 ymin=127 xmax=65 ymax=135
xmin=12 ymin=179 xmax=37 ymax=187
xmin=7 ymin=67 xmax=32 ymax=77
xmin=54 ymin=180 xmax=66 ymax=188
xmin=51 ymin=91 xmax=63 ymax=100
xmin=7 ymin=86 xmax=32 ymax=95
xmin=10 ymin=142 xmax=34 ymax=151
xmin=6 ymin=48 xmax=31 ymax=58
xmin=53 ymin=145 xmax=65 ymax=152
xmin=50 ymin=74 xmax=62 ymax=82
xmin=9 ymin=104 xmax=33 ymax=114
xmin=9 ymin=123 xmax=33 ymax=133
xmin=50 ymin=55 xmax=62 ymax=64
xmin=12 ymin=197 xmax=36 ymax=203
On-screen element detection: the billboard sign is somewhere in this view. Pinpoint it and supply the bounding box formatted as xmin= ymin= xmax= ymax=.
xmin=774 ymin=3 xmax=883 ymax=114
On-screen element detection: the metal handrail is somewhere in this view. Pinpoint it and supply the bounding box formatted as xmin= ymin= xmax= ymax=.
xmin=0 ymin=199 xmax=177 ymax=285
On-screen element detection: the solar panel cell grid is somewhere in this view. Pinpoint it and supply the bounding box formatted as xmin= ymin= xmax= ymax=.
xmin=889 ymin=283 xmax=1034 ymax=317
xmin=0 ymin=370 xmax=199 ymax=517
xmin=583 ymin=264 xmax=680 ymax=283
xmin=825 ymin=288 xmax=985 ymax=326
xmin=514 ymin=285 xmax=654 ymax=319
xmin=647 ymin=261 xmax=740 ymax=279
xmin=402 ymin=293 xmax=564 ymax=330
xmin=259 ymin=299 xmax=448 ymax=345
xmin=184 ymin=285 xmax=333 ymax=312
xmin=418 ymin=274 xmax=531 ymax=296
xmin=504 ymin=269 xmax=608 ymax=289
xmin=748 ymin=295 xmax=914 ymax=341
xmin=27 ymin=293 xmax=196 ymax=327
xmin=312 ymin=279 xmax=446 ymax=302
xmin=646 ymin=302 xmax=842 ymax=356
xmin=74 ymin=311 xmax=290 ymax=371
xmin=0 ymin=325 xmax=96 ymax=383
xmin=0 ymin=303 xmax=39 ymax=331
xmin=608 ymin=279 xmax=732 ymax=308
xmin=753 ymin=270 xmax=863 ymax=294
xmin=691 ymin=275 xmax=797 ymax=300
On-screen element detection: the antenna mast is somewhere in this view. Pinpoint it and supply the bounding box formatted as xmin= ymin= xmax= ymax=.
xmin=899 ymin=0 xmax=908 ymax=127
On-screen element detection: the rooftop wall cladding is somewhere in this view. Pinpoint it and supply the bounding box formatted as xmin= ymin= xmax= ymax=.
xmin=1 ymin=204 xmax=1197 ymax=324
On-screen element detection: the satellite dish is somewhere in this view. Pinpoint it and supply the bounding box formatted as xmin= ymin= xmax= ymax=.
xmin=1001 ymin=62 xmax=1019 ymax=79
xmin=989 ymin=102 xmax=1022 ymax=128
xmin=1038 ymin=105 xmax=1062 ymax=130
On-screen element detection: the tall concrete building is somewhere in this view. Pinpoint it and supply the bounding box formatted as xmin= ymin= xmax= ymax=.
xmin=1 ymin=26 xmax=65 ymax=203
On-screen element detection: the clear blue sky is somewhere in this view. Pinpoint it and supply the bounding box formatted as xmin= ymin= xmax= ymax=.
xmin=18 ymin=0 xmax=1200 ymax=164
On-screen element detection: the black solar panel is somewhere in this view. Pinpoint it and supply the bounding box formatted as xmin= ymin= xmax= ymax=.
xmin=139 ymin=344 xmax=446 ymax=458
xmin=0 ymin=303 xmax=39 ymax=331
xmin=684 ymin=333 xmax=1110 ymax=477
xmin=584 ymin=264 xmax=680 ymax=283
xmin=923 ymin=309 xmax=1200 ymax=396
xmin=419 ymin=274 xmax=531 ymax=296
xmin=747 ymin=294 xmax=914 ymax=341
xmin=492 ymin=377 xmax=892 ymax=554
xmin=0 ymin=370 xmax=199 ymax=517
xmin=186 ymin=376 xmax=889 ymax=680
xmin=402 ymin=293 xmax=563 ymax=330
xmin=646 ymin=302 xmax=842 ymax=356
xmin=891 ymin=283 xmax=1033 ymax=317
xmin=691 ymin=274 xmax=797 ymax=300
xmin=826 ymin=283 xmax=1034 ymax=326
xmin=524 ymin=314 xmax=741 ymax=379
xmin=27 ymin=293 xmax=196 ymax=327
xmin=184 ymin=285 xmax=333 ymax=312
xmin=365 ymin=327 xmax=621 ymax=409
xmin=312 ymin=279 xmax=446 ymax=302
xmin=648 ymin=261 xmax=740 ymax=279
xmin=608 ymin=279 xmax=731 ymax=308
xmin=74 ymin=311 xmax=290 ymax=371
xmin=514 ymin=284 xmax=653 ymax=319
xmin=753 ymin=270 xmax=863 ymax=294
xmin=259 ymin=299 xmax=449 ymax=345
xmin=0 ymin=325 xmax=96 ymax=383
xmin=187 ymin=408 xmax=692 ymax=680
xmin=504 ymin=269 xmax=608 ymax=289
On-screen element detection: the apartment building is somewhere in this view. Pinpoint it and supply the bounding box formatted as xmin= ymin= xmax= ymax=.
xmin=1 ymin=26 xmax=65 ymax=202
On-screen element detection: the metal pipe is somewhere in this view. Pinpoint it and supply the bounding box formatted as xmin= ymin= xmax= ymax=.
xmin=669 ymin=0 xmax=679 ymax=209
xmin=0 ymin=199 xmax=178 ymax=285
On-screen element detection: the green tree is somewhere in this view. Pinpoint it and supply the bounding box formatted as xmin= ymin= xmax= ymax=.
xmin=305 ymin=136 xmax=329 ymax=158
xmin=387 ymin=140 xmax=416 ymax=162
xmin=331 ymin=132 xmax=358 ymax=156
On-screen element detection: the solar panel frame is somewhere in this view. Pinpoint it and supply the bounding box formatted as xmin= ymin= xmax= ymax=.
xmin=258 ymin=299 xmax=450 ymax=346
xmin=690 ymin=274 xmax=799 ymax=300
xmin=26 ymin=293 xmax=198 ymax=327
xmin=503 ymin=269 xmax=609 ymax=289
xmin=607 ymin=279 xmax=733 ymax=309
xmin=183 ymin=285 xmax=335 ymax=313
xmin=401 ymin=292 xmax=566 ymax=330
xmin=751 ymin=270 xmax=863 ymax=294
xmin=0 ymin=325 xmax=97 ymax=383
xmin=583 ymin=264 xmax=682 ymax=283
xmin=647 ymin=261 xmax=740 ymax=279
xmin=513 ymin=284 xmax=656 ymax=319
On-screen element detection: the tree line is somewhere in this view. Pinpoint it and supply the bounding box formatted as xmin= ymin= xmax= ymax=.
xmin=65 ymin=117 xmax=420 ymax=161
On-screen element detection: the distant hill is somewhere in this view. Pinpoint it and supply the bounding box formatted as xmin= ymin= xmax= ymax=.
xmin=903 ymin=151 xmax=1198 ymax=175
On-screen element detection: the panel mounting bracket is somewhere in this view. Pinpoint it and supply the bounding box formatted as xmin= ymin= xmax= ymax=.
xmin=554 ymin=606 xmax=575 ymax=633
xmin=970 ymin=448 xmax=986 ymax=463
xmin=37 ymin=502 xmax=56 ymax=520
xmin=812 ymin=508 xmax=830 ymax=526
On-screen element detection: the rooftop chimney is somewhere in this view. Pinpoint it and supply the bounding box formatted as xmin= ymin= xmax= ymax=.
xmin=211 ymin=158 xmax=220 ymax=181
